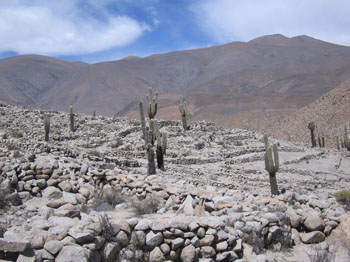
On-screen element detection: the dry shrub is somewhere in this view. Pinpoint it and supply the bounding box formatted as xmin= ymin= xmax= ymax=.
xmin=131 ymin=196 xmax=160 ymax=216
xmin=335 ymin=189 xmax=350 ymax=209
xmin=99 ymin=214 xmax=117 ymax=242
xmin=93 ymin=187 xmax=124 ymax=211
xmin=308 ymin=247 xmax=333 ymax=262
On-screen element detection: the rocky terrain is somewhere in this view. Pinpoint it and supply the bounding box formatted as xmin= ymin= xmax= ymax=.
xmin=1 ymin=102 xmax=350 ymax=262
xmin=263 ymin=79 xmax=350 ymax=149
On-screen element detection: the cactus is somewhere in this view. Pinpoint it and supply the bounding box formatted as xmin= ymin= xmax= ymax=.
xmin=308 ymin=122 xmax=316 ymax=148
xmin=69 ymin=105 xmax=74 ymax=132
xmin=336 ymin=136 xmax=340 ymax=150
xmin=263 ymin=134 xmax=269 ymax=150
xmin=179 ymin=96 xmax=188 ymax=131
xmin=147 ymin=141 xmax=156 ymax=175
xmin=155 ymin=131 xmax=167 ymax=171
xmin=264 ymin=136 xmax=279 ymax=195
xmin=93 ymin=108 xmax=96 ymax=117
xmin=146 ymin=87 xmax=158 ymax=119
xmin=321 ymin=132 xmax=325 ymax=148
xmin=139 ymin=100 xmax=146 ymax=139
xmin=318 ymin=133 xmax=322 ymax=147
xmin=44 ymin=115 xmax=50 ymax=142
xmin=344 ymin=126 xmax=350 ymax=151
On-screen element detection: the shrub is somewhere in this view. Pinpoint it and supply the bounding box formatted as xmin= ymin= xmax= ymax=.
xmin=307 ymin=247 xmax=333 ymax=262
xmin=99 ymin=214 xmax=117 ymax=242
xmin=93 ymin=187 xmax=124 ymax=211
xmin=131 ymin=196 xmax=160 ymax=216
xmin=335 ymin=189 xmax=350 ymax=209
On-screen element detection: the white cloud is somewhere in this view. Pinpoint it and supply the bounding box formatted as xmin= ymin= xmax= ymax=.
xmin=0 ymin=0 xmax=150 ymax=55
xmin=191 ymin=0 xmax=350 ymax=46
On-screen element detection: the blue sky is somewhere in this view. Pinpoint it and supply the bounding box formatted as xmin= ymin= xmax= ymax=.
xmin=0 ymin=0 xmax=349 ymax=63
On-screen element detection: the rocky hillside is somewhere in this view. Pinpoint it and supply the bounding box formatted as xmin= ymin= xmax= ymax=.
xmin=263 ymin=79 xmax=350 ymax=148
xmin=1 ymin=102 xmax=350 ymax=261
xmin=1 ymin=34 xmax=350 ymax=129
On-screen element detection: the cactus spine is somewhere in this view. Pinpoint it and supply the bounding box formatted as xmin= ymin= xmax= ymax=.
xmin=264 ymin=136 xmax=279 ymax=195
xmin=146 ymin=87 xmax=158 ymax=119
xmin=69 ymin=105 xmax=74 ymax=132
xmin=139 ymin=100 xmax=146 ymax=139
xmin=179 ymin=96 xmax=188 ymax=131
xmin=308 ymin=122 xmax=316 ymax=148
xmin=44 ymin=115 xmax=50 ymax=142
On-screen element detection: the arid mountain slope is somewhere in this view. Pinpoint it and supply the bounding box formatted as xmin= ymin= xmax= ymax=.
xmin=262 ymin=79 xmax=350 ymax=148
xmin=0 ymin=34 xmax=350 ymax=120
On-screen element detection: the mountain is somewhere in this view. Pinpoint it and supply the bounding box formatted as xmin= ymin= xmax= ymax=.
xmin=262 ymin=79 xmax=350 ymax=148
xmin=0 ymin=34 xmax=350 ymax=126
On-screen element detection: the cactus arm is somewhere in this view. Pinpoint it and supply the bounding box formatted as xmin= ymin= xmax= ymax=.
xmin=273 ymin=144 xmax=279 ymax=171
xmin=139 ymin=100 xmax=146 ymax=139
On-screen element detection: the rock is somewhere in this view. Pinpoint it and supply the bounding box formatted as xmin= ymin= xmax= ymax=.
xmin=160 ymin=243 xmax=170 ymax=254
xmin=134 ymin=220 xmax=150 ymax=230
xmin=48 ymin=216 xmax=76 ymax=229
xmin=68 ymin=230 xmax=94 ymax=244
xmin=146 ymin=231 xmax=163 ymax=248
xmin=55 ymin=245 xmax=89 ymax=262
xmin=199 ymin=235 xmax=215 ymax=246
xmin=102 ymin=242 xmax=121 ymax=262
xmin=301 ymin=231 xmax=325 ymax=244
xmin=216 ymin=241 xmax=228 ymax=252
xmin=286 ymin=207 xmax=302 ymax=228
xmin=16 ymin=248 xmax=36 ymax=262
xmin=0 ymin=239 xmax=29 ymax=252
xmin=304 ymin=213 xmax=325 ymax=231
xmin=149 ymin=246 xmax=165 ymax=262
xmin=183 ymin=195 xmax=195 ymax=216
xmin=116 ymin=231 xmax=129 ymax=247
xmin=44 ymin=240 xmax=64 ymax=255
xmin=42 ymin=186 xmax=63 ymax=199
xmin=171 ymin=238 xmax=184 ymax=250
xmin=181 ymin=244 xmax=196 ymax=262
xmin=201 ymin=246 xmax=216 ymax=258
xmin=58 ymin=181 xmax=72 ymax=192
xmin=80 ymin=163 xmax=89 ymax=175
xmin=262 ymin=213 xmax=279 ymax=223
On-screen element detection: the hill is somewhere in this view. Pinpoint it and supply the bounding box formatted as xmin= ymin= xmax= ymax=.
xmin=263 ymin=79 xmax=350 ymax=148
xmin=0 ymin=34 xmax=350 ymax=127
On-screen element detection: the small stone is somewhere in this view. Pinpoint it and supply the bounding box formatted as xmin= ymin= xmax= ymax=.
xmin=149 ymin=246 xmax=165 ymax=262
xmin=160 ymin=243 xmax=170 ymax=254
xmin=0 ymin=239 xmax=29 ymax=252
xmin=58 ymin=181 xmax=72 ymax=192
xmin=181 ymin=244 xmax=196 ymax=262
xmin=42 ymin=186 xmax=63 ymax=199
xmin=116 ymin=230 xmax=129 ymax=247
xmin=199 ymin=235 xmax=215 ymax=246
xmin=102 ymin=242 xmax=121 ymax=262
xmin=146 ymin=231 xmax=163 ymax=248
xmin=171 ymin=238 xmax=184 ymax=250
xmin=216 ymin=241 xmax=228 ymax=252
xmin=44 ymin=240 xmax=64 ymax=255
xmin=201 ymin=246 xmax=216 ymax=258
xmin=56 ymin=246 xmax=89 ymax=262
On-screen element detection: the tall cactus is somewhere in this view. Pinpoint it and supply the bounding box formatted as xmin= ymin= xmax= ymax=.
xmin=139 ymin=100 xmax=146 ymax=139
xmin=308 ymin=122 xmax=316 ymax=148
xmin=147 ymin=141 xmax=156 ymax=175
xmin=69 ymin=105 xmax=74 ymax=132
xmin=179 ymin=96 xmax=188 ymax=131
xmin=93 ymin=108 xmax=96 ymax=118
xmin=155 ymin=130 xmax=167 ymax=171
xmin=146 ymin=87 xmax=158 ymax=119
xmin=336 ymin=136 xmax=340 ymax=150
xmin=264 ymin=136 xmax=279 ymax=195
xmin=44 ymin=115 xmax=50 ymax=142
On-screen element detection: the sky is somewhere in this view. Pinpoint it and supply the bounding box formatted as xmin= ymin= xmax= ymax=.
xmin=0 ymin=0 xmax=349 ymax=63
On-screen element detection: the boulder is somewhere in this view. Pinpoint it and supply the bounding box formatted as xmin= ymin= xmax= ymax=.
xmin=55 ymin=246 xmax=89 ymax=262
xmin=301 ymin=231 xmax=325 ymax=244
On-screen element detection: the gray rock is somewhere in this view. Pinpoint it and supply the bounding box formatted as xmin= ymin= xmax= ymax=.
xmin=134 ymin=219 xmax=150 ymax=230
xmin=201 ymin=246 xmax=216 ymax=258
xmin=16 ymin=248 xmax=36 ymax=262
xmin=58 ymin=181 xmax=72 ymax=192
xmin=56 ymin=246 xmax=89 ymax=262
xmin=0 ymin=239 xmax=29 ymax=252
xmin=301 ymin=231 xmax=325 ymax=244
xmin=68 ymin=230 xmax=94 ymax=244
xmin=48 ymin=216 xmax=76 ymax=229
xmin=44 ymin=240 xmax=64 ymax=255
xmin=102 ymin=242 xmax=121 ymax=262
xmin=149 ymin=246 xmax=165 ymax=262
xmin=216 ymin=241 xmax=228 ymax=252
xmin=116 ymin=230 xmax=129 ymax=247
xmin=42 ymin=186 xmax=63 ymax=199
xmin=181 ymin=244 xmax=196 ymax=262
xmin=160 ymin=243 xmax=170 ymax=254
xmin=199 ymin=235 xmax=215 ymax=246
xmin=171 ymin=238 xmax=184 ymax=250
xmin=146 ymin=231 xmax=163 ymax=248
xmin=304 ymin=213 xmax=325 ymax=231
xmin=183 ymin=195 xmax=195 ymax=216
